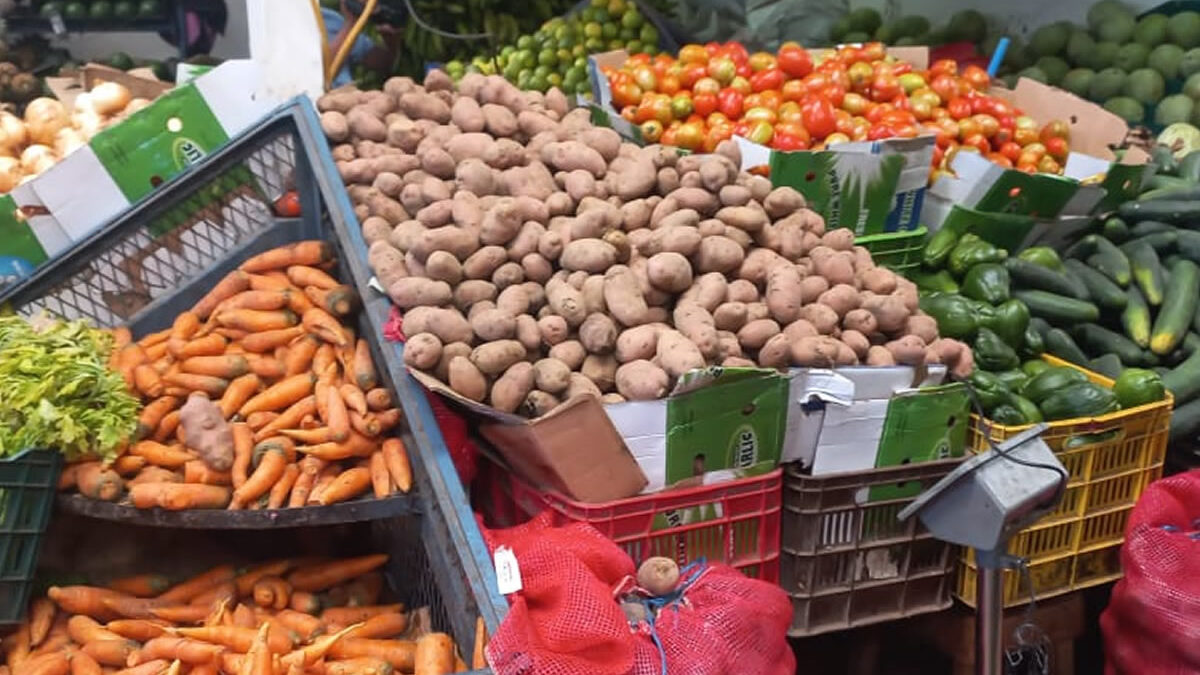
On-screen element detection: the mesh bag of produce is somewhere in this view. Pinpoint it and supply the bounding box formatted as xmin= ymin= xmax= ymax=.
xmin=1101 ymin=470 xmax=1200 ymax=674
xmin=480 ymin=512 xmax=795 ymax=675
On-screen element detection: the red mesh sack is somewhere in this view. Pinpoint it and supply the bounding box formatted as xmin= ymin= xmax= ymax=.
xmin=1102 ymin=469 xmax=1200 ymax=674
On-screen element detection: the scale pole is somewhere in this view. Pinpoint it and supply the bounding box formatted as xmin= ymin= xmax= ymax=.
xmin=975 ymin=549 xmax=1006 ymax=675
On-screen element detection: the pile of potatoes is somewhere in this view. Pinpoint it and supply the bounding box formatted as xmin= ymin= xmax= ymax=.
xmin=317 ymin=71 xmax=973 ymax=416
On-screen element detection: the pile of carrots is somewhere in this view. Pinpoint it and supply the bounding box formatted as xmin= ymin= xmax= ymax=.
xmin=2 ymin=554 xmax=486 ymax=674
xmin=60 ymin=239 xmax=415 ymax=511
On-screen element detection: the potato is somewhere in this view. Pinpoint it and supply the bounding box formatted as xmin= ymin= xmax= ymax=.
xmin=460 ymin=246 xmax=507 ymax=281
xmin=885 ymin=335 xmax=926 ymax=366
xmin=492 ymin=262 xmax=524 ymax=289
xmin=603 ymin=265 xmax=650 ymax=327
xmin=403 ymin=332 xmax=443 ymax=370
xmin=471 ymin=308 xmax=517 ymax=342
xmin=537 ymin=315 xmax=569 ymax=346
xmin=614 ymin=158 xmax=658 ymax=200
xmin=798 ymin=275 xmax=829 ymax=304
xmin=532 ymin=358 xmax=572 ymax=394
xmin=321 ymin=111 xmax=350 ymax=142
xmin=737 ymin=319 xmax=781 ymax=350
xmin=444 ymin=132 xmax=493 ymax=162
xmin=799 ymin=304 xmax=839 ymax=335
xmin=783 ymin=319 xmax=819 ymax=343
xmin=454 ymin=159 xmax=495 ymax=196
xmin=477 ymin=199 xmax=521 ymax=246
xmin=563 ymin=170 xmax=597 ymax=203
xmin=865 ymin=345 xmax=897 ymax=366
xmin=616 ymin=360 xmax=670 ymax=401
xmin=669 ymin=187 xmax=720 ymax=215
xmin=757 ymin=333 xmax=792 ymax=369
xmin=763 ymin=186 xmax=806 ymax=219
xmin=398 ymin=92 xmax=451 ymax=124
xmin=494 ymin=285 xmax=530 ymax=317
xmin=523 ymin=390 xmax=561 ymax=417
xmin=716 ymin=205 xmax=768 ymax=233
xmin=789 ymin=336 xmax=842 ymax=368
xmin=579 ymin=313 xmax=618 ymax=354
xmin=549 ymin=340 xmax=587 ymax=371
xmin=842 ymin=308 xmax=878 ymax=335
xmin=905 ymin=314 xmax=940 ymax=345
xmin=860 ymin=267 xmax=898 ymax=295
xmin=541 ymin=141 xmax=606 ymax=177
xmin=737 ymin=248 xmax=783 ymax=287
xmin=861 ymin=294 xmax=911 ymax=335
xmin=411 ymin=226 xmax=479 ymax=262
xmin=578 ymin=127 xmax=622 ymax=162
xmin=811 ymin=248 xmax=856 ymax=286
xmin=817 ymin=284 xmax=860 ymax=317
xmin=500 ymin=162 xmax=558 ymax=200
xmin=838 ymin=329 xmax=870 ymax=361
xmin=424 ymin=250 xmax=463 ymax=285
xmin=621 ymin=199 xmax=652 ymax=231
xmin=517 ymin=109 xmax=557 ymax=138
xmin=389 ymin=278 xmax=452 ymax=308
xmin=680 ymin=272 xmax=726 ymax=313
xmin=821 ymin=228 xmax=855 ymax=252
xmin=546 ymin=278 xmax=587 ymax=327
xmin=646 ymin=252 xmax=693 ymax=293
xmin=489 ymin=362 xmax=535 ymax=413
xmin=450 ymin=281 xmax=495 ymax=312
xmin=514 ymin=314 xmax=541 ymax=353
xmin=580 ymin=275 xmax=607 ymax=315
xmin=560 ymin=239 xmax=619 ymax=273
xmin=347 ymin=107 xmax=387 ymax=142
xmin=655 ymin=207 xmax=702 ymax=231
xmin=657 ymin=167 xmax=681 ymax=195
xmin=403 ymin=307 xmax=472 ymax=345
xmin=656 ymin=329 xmax=705 ymax=378
xmin=450 ymin=96 xmax=485 ymax=132
xmin=470 ymin=340 xmax=527 ymax=377
xmin=448 ymin=356 xmax=488 ymax=402
xmin=726 ymin=279 xmax=758 ymax=304
xmin=479 ymin=103 xmax=517 ymax=137
xmin=467 ymin=301 xmax=496 ymax=322
xmin=565 ymin=372 xmax=603 ymax=400
xmin=582 ymin=354 xmax=618 ymax=392
xmin=693 ymin=236 xmax=745 ymax=274
xmin=716 ymin=331 xmax=743 ymax=361
xmin=718 ymin=184 xmax=751 ymax=207
xmin=614 ymin=324 xmax=663 ymax=363
xmin=765 ymin=265 xmax=803 ymax=324
xmin=368 ymin=241 xmax=408 ymax=287
xmin=713 ymin=302 xmax=748 ymax=331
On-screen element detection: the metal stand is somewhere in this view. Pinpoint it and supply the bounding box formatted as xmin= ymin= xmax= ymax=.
xmin=975 ymin=548 xmax=1008 ymax=675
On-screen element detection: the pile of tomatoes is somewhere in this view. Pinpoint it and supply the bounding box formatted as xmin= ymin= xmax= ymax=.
xmin=602 ymin=41 xmax=1072 ymax=175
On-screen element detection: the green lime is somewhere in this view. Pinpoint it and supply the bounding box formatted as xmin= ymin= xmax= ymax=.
xmin=547 ymin=72 xmax=563 ymax=86
xmin=572 ymin=45 xmax=586 ymax=58
xmin=640 ymin=24 xmax=658 ymax=45
xmin=503 ymin=62 xmax=521 ymax=81
xmin=534 ymin=64 xmax=550 ymax=76
xmin=500 ymin=44 xmax=515 ymax=57
xmin=585 ymin=37 xmax=604 ymax=51
xmin=529 ymin=73 xmax=548 ymax=91
xmin=521 ymin=51 xmax=537 ymax=68
xmin=517 ymin=70 xmax=532 ymax=88
xmin=566 ymin=65 xmax=586 ymax=83
xmin=574 ymin=56 xmax=587 ymax=68
xmin=608 ymin=38 xmax=624 ymax=50
xmin=555 ymin=48 xmax=571 ymax=64
xmin=517 ymin=35 xmax=534 ymax=50
xmin=538 ymin=48 xmax=557 ymax=67
xmin=625 ymin=40 xmax=643 ymax=54
xmin=584 ymin=21 xmax=602 ymax=38
xmin=621 ymin=11 xmax=643 ymax=29
xmin=575 ymin=80 xmax=591 ymax=94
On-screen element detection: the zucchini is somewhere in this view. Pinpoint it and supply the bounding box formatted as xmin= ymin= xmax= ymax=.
xmin=1175 ymin=229 xmax=1200 ymax=264
xmin=1180 ymin=151 xmax=1200 ymax=182
xmin=1164 ymin=344 xmax=1200 ymax=405
xmin=1013 ymin=290 xmax=1101 ymax=325
xmin=1040 ymin=381 xmax=1118 ymax=420
xmin=1064 ymin=235 xmax=1099 ymax=260
xmin=1136 ymin=185 xmax=1200 ymax=202
xmin=1122 ymin=284 xmax=1152 ymax=348
xmin=1029 ymin=317 xmax=1053 ymax=339
xmin=1169 ymin=396 xmax=1200 ymax=444
xmin=1129 ymin=220 xmax=1175 ymax=237
xmin=1063 ymin=429 xmax=1122 ymax=450
xmin=1151 ymin=259 xmax=1200 ymax=355
xmin=1102 ymin=216 xmax=1131 ymax=242
xmin=1063 ymin=259 xmax=1127 ymax=310
xmin=1004 ymin=258 xmax=1088 ymax=299
xmin=1117 ymin=199 xmax=1200 ymax=225
xmin=1044 ymin=328 xmax=1089 ymax=367
xmin=1123 ymin=231 xmax=1178 ymax=253
xmin=1125 ymin=241 xmax=1167 ymax=306
xmin=1151 ymin=145 xmax=1178 ymax=175
xmin=1021 ymin=366 xmax=1088 ymax=404
xmin=1143 ymin=173 xmax=1193 ymax=191
xmin=1074 ymin=323 xmax=1152 ymax=366
xmin=1088 ymin=236 xmax=1132 ymax=287
xmin=1089 ymin=354 xmax=1125 ymax=379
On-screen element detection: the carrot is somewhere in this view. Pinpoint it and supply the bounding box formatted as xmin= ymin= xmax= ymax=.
xmin=327 ymin=639 xmax=416 ymax=671
xmin=144 ymin=341 xmax=170 ymax=362
xmin=174 ymin=335 xmax=228 ymax=360
xmin=325 ymin=657 xmax=393 ymax=675
xmin=307 ymin=465 xmax=340 ymax=504
xmin=297 ymin=432 xmax=377 ymax=462
xmin=4 ymin=622 xmax=30 ymax=669
xmin=246 ymin=273 xmax=292 ymax=292
xmin=323 ymin=386 xmax=350 ymax=442
xmin=240 ymin=241 xmax=333 ymax=273
xmin=188 ymin=580 xmax=236 ymax=609
xmin=241 ymin=326 xmax=304 ymax=354
xmin=28 ymin=598 xmax=55 ymax=647
xmin=381 ymin=439 xmax=412 ymax=494
xmin=304 ymin=286 xmax=358 ymax=317
xmin=183 ymin=461 xmax=232 ymax=486
xmin=217 ymin=375 xmax=260 ymax=420
xmin=216 ymin=309 xmax=298 ymax=334
xmin=137 ymin=397 xmax=181 ymax=440
xmin=193 ymin=271 xmax=251 ymax=320
xmin=413 ymin=633 xmax=455 ymax=675
xmin=109 ymin=455 xmax=146 ymax=479
xmin=345 ymin=613 xmax=407 ymax=641
xmin=14 ymin=652 xmax=68 ymax=675
xmin=158 ymin=566 xmax=236 ymax=605
xmin=287 ymin=464 xmax=319 ymax=508
xmin=136 ymin=328 xmax=168 ymax=349
xmin=349 ymin=411 xmax=382 ymax=438
xmin=101 ymin=594 xmax=170 ymax=621
xmin=338 ymin=384 xmax=368 ymax=416
xmin=289 ymin=556 xmax=389 ymax=594
xmin=278 ymin=427 xmax=334 ymax=444
xmin=133 ymin=364 xmax=164 ymax=398
xmin=174 ymin=625 xmax=292 ymax=654
xmin=342 ymin=572 xmax=383 ymax=607
xmin=372 ymin=409 xmax=403 ymax=434
xmin=248 ymin=576 xmax=289 ymax=611
xmin=68 ymin=649 xmax=103 ymax=675
xmin=79 ymin=639 xmax=137 ymax=667
xmin=149 ymin=407 xmax=180 ymax=444
xmin=368 ymin=452 xmax=392 ymax=499
xmin=283 ymin=335 xmax=320 ymax=377
xmin=128 ymin=467 xmax=181 ymax=487
xmin=188 ymin=663 xmax=218 ymax=675
xmin=352 ymin=340 xmax=378 ymax=391
xmin=364 ymin=389 xmax=392 ymax=412
xmin=107 ymin=575 xmax=170 ymax=598
xmin=162 ymin=373 xmax=228 ymax=397
xmin=286 ymin=287 xmax=315 ymax=316
xmin=110 ymin=660 xmax=170 ymax=675
xmin=129 ymin=441 xmax=193 ymax=469
xmin=113 ymin=343 xmax=148 ymax=388
xmin=229 ymin=560 xmax=290 ymax=596
xmin=301 ymin=308 xmax=349 ymax=347
xmin=227 ymin=422 xmax=253 ymax=490
xmin=471 ymin=617 xmax=486 ymax=669
xmin=75 ymin=462 xmax=123 ymax=502
xmin=180 ymin=355 xmax=249 ymax=380
xmin=133 ymin=637 xmax=223 ymax=666
xmin=104 ymin=620 xmax=170 ymax=642
xmin=230 ymin=448 xmax=287 ymax=508
xmin=241 ymin=623 xmax=273 ymax=675
xmin=287 ymin=265 xmax=339 ymax=290
xmin=244 ymin=412 xmax=278 ymax=431
xmin=58 ymin=463 xmax=80 ymax=491
xmin=216 ymin=290 xmax=291 ymax=313
xmin=244 ymin=356 xmax=286 ymax=381
xmin=231 ymin=604 xmax=256 ymax=629
xmin=254 ymin=396 xmax=318 ymax=442
xmin=267 ymin=464 xmax=299 ymax=509
xmin=311 ymin=343 xmax=336 ymax=378
xmin=278 ymin=623 xmax=360 ymax=669
xmin=317 ymin=467 xmax=371 ymax=506
xmin=239 ymin=374 xmax=316 ymax=417
xmin=288 ymin=592 xmax=321 ymax=615
xmin=147 ymin=605 xmax=211 ymax=624
xmin=130 ymin=483 xmax=231 ymax=510
xmin=29 ymin=632 xmax=68 ymax=658
xmin=274 ymin=611 xmax=324 ymax=643
xmin=112 ymin=326 xmax=133 ymax=348
xmin=48 ymin=588 xmax=128 ymax=622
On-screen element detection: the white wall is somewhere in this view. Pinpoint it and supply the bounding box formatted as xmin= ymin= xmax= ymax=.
xmin=41 ymin=0 xmax=249 ymax=61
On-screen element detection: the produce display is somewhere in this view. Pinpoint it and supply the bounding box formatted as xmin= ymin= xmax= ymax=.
xmin=33 ymin=0 xmax=166 ymax=20
xmin=600 ymin=41 xmax=1074 ymax=174
xmin=4 ymin=554 xmax=475 ymax=674
xmin=827 ymin=7 xmax=991 ymax=50
xmin=59 ymin=240 xmax=414 ymax=511
xmin=449 ymin=0 xmax=662 ymax=95
xmin=317 ymin=69 xmax=971 ymax=416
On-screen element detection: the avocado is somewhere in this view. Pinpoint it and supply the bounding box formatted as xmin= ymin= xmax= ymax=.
xmin=1019 ymin=65 xmax=1049 ymax=84
xmin=1156 ymin=94 xmax=1195 ymax=125
xmin=894 ymin=15 xmax=930 ymax=39
xmin=1149 ymin=44 xmax=1185 ymax=80
xmin=873 ymin=22 xmax=896 ymax=44
xmin=1036 ymin=56 xmax=1070 ymax=85
xmin=1113 ymin=43 xmax=1150 ymax=72
xmin=947 ymin=9 xmax=987 ymax=43
xmin=1185 ymin=72 xmax=1200 ymax=100
xmin=1088 ymin=0 xmax=1129 ymax=33
xmin=1091 ymin=67 xmax=1129 ymax=100
xmin=1135 ymin=13 xmax=1169 ymax=46
xmin=63 ymin=1 xmax=87 ymax=19
xmin=845 ymin=8 xmax=881 ymax=35
xmin=842 ymin=31 xmax=871 ymax=43
xmin=1126 ymin=68 xmax=1166 ymax=105
xmin=1169 ymin=11 xmax=1200 ymax=49
xmin=89 ymin=0 xmax=113 ymax=19
xmin=1182 ymin=48 xmax=1200 ymax=80
xmin=1029 ymin=22 xmax=1069 ymax=57
xmin=1061 ymin=68 xmax=1095 ymax=98
xmin=830 ymin=16 xmax=852 ymax=41
xmin=1066 ymin=31 xmax=1095 ymax=68
xmin=1093 ymin=41 xmax=1121 ymax=70
xmin=1097 ymin=12 xmax=1136 ymax=43
xmin=1104 ymin=96 xmax=1146 ymax=124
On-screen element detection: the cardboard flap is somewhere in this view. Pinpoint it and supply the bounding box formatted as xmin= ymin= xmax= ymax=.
xmin=1010 ymin=78 xmax=1127 ymax=161
xmin=47 ymin=63 xmax=172 ymax=110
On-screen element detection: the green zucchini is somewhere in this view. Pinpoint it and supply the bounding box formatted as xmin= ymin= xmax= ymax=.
xmin=1004 ymin=258 xmax=1088 ymax=298
xmin=1089 ymin=354 xmax=1125 ymax=379
xmin=1129 ymin=220 xmax=1176 ymax=237
xmin=1064 ymin=235 xmax=1099 ymax=260
xmin=1180 ymin=151 xmax=1200 ymax=182
xmin=1102 ymin=217 xmax=1131 ymax=243
xmin=1029 ymin=317 xmax=1053 ymax=339
xmin=1013 ymin=290 xmax=1101 ymax=325
xmin=1143 ymin=173 xmax=1193 ymax=191
xmin=1151 ymin=145 xmax=1178 ymax=175
xmin=1123 ymin=231 xmax=1178 ymax=253
xmin=1175 ymin=229 xmax=1200 ymax=264
xmin=1122 ymin=284 xmax=1152 ymax=348
xmin=1063 ymin=259 xmax=1126 ymax=310
xmin=1125 ymin=241 xmax=1167 ymax=306
xmin=1151 ymin=259 xmax=1200 ymax=355
xmin=1088 ymin=236 xmax=1132 ymax=287
xmin=1074 ymin=324 xmax=1151 ymax=366
xmin=1040 ymin=382 xmax=1119 ymax=421
xmin=1136 ymin=185 xmax=1200 ymax=201
xmin=1044 ymin=328 xmax=1089 ymax=367
xmin=1117 ymin=199 xmax=1200 ymax=225
xmin=1169 ymin=396 xmax=1200 ymax=444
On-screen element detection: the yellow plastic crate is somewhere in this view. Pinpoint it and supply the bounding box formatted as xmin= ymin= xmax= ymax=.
xmin=956 ymin=355 xmax=1172 ymax=607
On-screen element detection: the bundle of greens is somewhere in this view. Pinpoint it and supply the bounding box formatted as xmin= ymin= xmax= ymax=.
xmin=0 ymin=315 xmax=139 ymax=461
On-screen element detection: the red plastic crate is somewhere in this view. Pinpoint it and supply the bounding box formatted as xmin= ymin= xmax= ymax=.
xmin=478 ymin=459 xmax=782 ymax=583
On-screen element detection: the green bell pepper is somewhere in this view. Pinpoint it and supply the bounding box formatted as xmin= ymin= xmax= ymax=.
xmin=922 ymin=227 xmax=959 ymax=269
xmin=948 ymin=233 xmax=1007 ymax=277
xmin=968 ymin=370 xmax=1011 ymax=412
xmin=990 ymin=403 xmax=1029 ymax=425
xmin=1021 ymin=323 xmax=1045 ymax=359
xmin=1113 ymin=368 xmax=1167 ymax=409
xmin=995 ymin=369 xmax=1029 ymax=392
xmin=919 ymin=293 xmax=979 ymax=341
xmin=1022 ymin=359 xmax=1051 ymax=377
xmin=962 ymin=263 xmax=1011 ymax=304
xmin=1011 ymin=394 xmax=1043 ymax=423
xmin=979 ymin=299 xmax=1030 ymax=349
xmin=975 ymin=327 xmax=1021 ymax=372
xmin=911 ymin=269 xmax=960 ymax=294
xmin=1017 ymin=246 xmax=1065 ymax=271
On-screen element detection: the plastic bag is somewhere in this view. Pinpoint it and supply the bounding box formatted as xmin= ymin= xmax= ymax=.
xmin=481 ymin=512 xmax=795 ymax=675
xmin=1101 ymin=469 xmax=1200 ymax=675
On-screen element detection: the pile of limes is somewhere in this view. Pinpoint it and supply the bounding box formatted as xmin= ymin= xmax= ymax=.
xmin=445 ymin=0 xmax=661 ymax=94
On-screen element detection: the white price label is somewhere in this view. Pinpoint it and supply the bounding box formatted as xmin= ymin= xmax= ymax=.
xmin=49 ymin=11 xmax=66 ymax=35
xmin=494 ymin=546 xmax=522 ymax=595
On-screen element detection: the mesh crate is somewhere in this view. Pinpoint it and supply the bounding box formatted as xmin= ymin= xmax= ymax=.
xmin=856 ymin=226 xmax=926 ymax=278
xmin=780 ymin=458 xmax=962 ymax=637
xmin=0 ymin=99 xmax=507 ymax=664
xmin=0 ymin=450 xmax=61 ymax=628
xmin=957 ymin=354 xmax=1172 ymax=607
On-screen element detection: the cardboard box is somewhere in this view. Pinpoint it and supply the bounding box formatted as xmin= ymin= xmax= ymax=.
xmin=45 ymin=63 xmax=173 ymax=110
xmin=783 ymin=365 xmax=969 ymax=477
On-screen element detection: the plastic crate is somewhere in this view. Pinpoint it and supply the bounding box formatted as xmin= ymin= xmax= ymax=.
xmin=957 ymin=354 xmax=1172 ymax=607
xmin=856 ymin=226 xmax=927 ymax=278
xmin=0 ymin=99 xmax=507 ymax=665
xmin=780 ymin=458 xmax=963 ymax=637
xmin=477 ymin=456 xmax=782 ymax=582
xmin=0 ymin=450 xmax=61 ymax=628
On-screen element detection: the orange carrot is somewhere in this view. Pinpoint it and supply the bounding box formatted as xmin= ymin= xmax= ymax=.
xmin=325 ymin=657 xmax=393 ymax=675
xmin=472 ymin=617 xmax=486 ymax=669
xmin=344 ymin=613 xmax=408 ymax=640
xmin=128 ymin=467 xmax=181 ymax=487
xmin=267 ymin=464 xmax=299 ymax=509
xmin=158 ymin=566 xmax=236 ymax=605
xmin=229 ymin=423 xmax=253 ymax=490
xmin=133 ymin=637 xmax=223 ymax=666
xmin=250 ymin=576 xmax=291 ymax=611
xmin=240 ymin=241 xmax=333 ymax=273
xmin=244 ymin=411 xmax=278 ymax=431
xmin=110 ymin=455 xmax=146 ymax=479
xmin=317 ymin=467 xmax=371 ymax=505
xmin=365 ymin=389 xmax=392 ymax=412
xmin=79 ymin=639 xmax=137 ymax=667
xmin=75 ymin=462 xmax=123 ymax=502
xmin=343 ymin=572 xmax=383 ymax=607
xmin=100 ymin=595 xmax=168 ymax=620
xmin=338 ymin=384 xmax=368 ymax=416
xmin=239 ymin=374 xmax=316 ymax=417
xmin=183 ymin=461 xmax=232 ymax=486
xmin=68 ymin=649 xmax=103 ymax=675
xmin=242 ymin=623 xmax=273 ymax=675
xmin=286 ymin=287 xmax=315 ymax=316
xmin=30 ymin=631 xmax=69 ymax=658
xmin=174 ymin=334 xmax=228 ymax=360
xmin=188 ymin=663 xmax=218 ymax=675
xmin=57 ymin=463 xmax=80 ymax=491
xmin=188 ymin=580 xmax=236 ymax=609
xmin=136 ymin=327 xmax=168 ymax=349
xmin=107 ymin=575 xmax=170 ymax=598
xmin=352 ymin=340 xmax=378 ymax=391
xmin=289 ymin=556 xmax=388 ymax=593
xmin=381 ymin=439 xmax=412 ymax=493
xmin=304 ymin=285 xmax=358 ymax=317
xmin=145 ymin=606 xmax=208 ymax=625
xmin=278 ymin=624 xmax=360 ymax=669
xmin=216 ymin=290 xmax=291 ymax=313
xmin=297 ymin=432 xmax=377 ymax=462
xmin=244 ymin=356 xmax=286 ymax=381
xmin=287 ymin=460 xmax=321 ymax=508
xmin=213 ymin=327 xmax=249 ymax=342
xmin=274 ymin=611 xmax=324 ymax=643
xmin=349 ymin=411 xmax=381 ymax=438
xmin=283 ymin=335 xmax=320 ymax=376
xmin=311 ymin=343 xmax=336 ymax=378
xmin=104 ymin=620 xmax=170 ymax=642
xmin=254 ymin=396 xmax=318 ymax=442
xmin=148 ymin=406 xmax=179 ymax=443
xmin=327 ymin=639 xmax=416 ymax=671
xmin=301 ymin=308 xmax=349 ymax=347
xmin=193 ymin=271 xmax=251 ymax=320
xmin=414 ymin=633 xmax=455 ymax=675
xmin=144 ymin=341 xmax=170 ymax=362
xmin=162 ymin=373 xmax=228 ymax=397
xmin=48 ymin=588 xmax=128 ymax=622
xmin=137 ymin=396 xmax=181 ymax=440
xmin=230 ymin=448 xmax=287 ymax=509
xmin=368 ymin=452 xmax=392 ymax=499
xmin=372 ymin=409 xmax=403 ymax=434
xmin=14 ymin=651 xmax=69 ymax=675
xmin=278 ymin=427 xmax=334 ymax=444
xmin=323 ymin=386 xmax=350 ymax=442
xmin=129 ymin=441 xmax=193 ymax=469
xmin=181 ymin=355 xmax=249 ymax=379
xmin=130 ymin=483 xmax=231 ymax=510
xmin=241 ymin=326 xmax=304 ymax=354
xmin=112 ymin=325 xmax=133 ymax=348
xmin=110 ymin=660 xmax=171 ymax=675
xmin=216 ymin=309 xmax=298 ymax=334
xmin=288 ymin=592 xmax=321 ymax=616
xmin=215 ymin=375 xmax=259 ymax=420
xmin=4 ymin=622 xmax=30 ymax=669
xmin=246 ymin=273 xmax=292 ymax=292
xmin=133 ymin=364 xmax=164 ymax=398
xmin=231 ymin=604 xmax=256 ymax=629
xmin=28 ymin=598 xmax=55 ymax=647
xmin=174 ymin=625 xmax=292 ymax=654
xmin=287 ymin=265 xmax=339 ymax=290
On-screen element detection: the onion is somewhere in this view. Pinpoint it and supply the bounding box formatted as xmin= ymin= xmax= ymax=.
xmin=0 ymin=112 xmax=26 ymax=153
xmin=72 ymin=110 xmax=103 ymax=139
xmin=90 ymin=82 xmax=132 ymax=116
xmin=53 ymin=128 xmax=85 ymax=157
xmin=73 ymin=92 xmax=97 ymax=116
xmin=20 ymin=144 xmax=56 ymax=175
xmin=24 ymin=98 xmax=68 ymax=146
xmin=124 ymin=97 xmax=152 ymax=115
xmin=0 ymin=157 xmax=23 ymax=192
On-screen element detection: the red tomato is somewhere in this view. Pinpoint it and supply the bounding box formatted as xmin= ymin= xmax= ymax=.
xmin=704 ymin=42 xmax=722 ymax=56
xmin=771 ymin=131 xmax=809 ymax=151
xmin=847 ymin=61 xmax=874 ymax=91
xmin=1038 ymin=156 xmax=1062 ymax=174
xmin=612 ymin=82 xmax=644 ymax=110
xmin=962 ymin=65 xmax=991 ymax=91
xmin=627 ymin=53 xmax=652 ymax=67
xmin=706 ymin=111 xmax=730 ymax=127
xmin=928 ymin=59 xmax=958 ymax=78
xmin=736 ymin=63 xmax=753 ymax=78
xmin=946 ymin=98 xmax=972 ymax=120
xmin=842 ymin=92 xmax=869 ymax=115
xmin=274 ymin=191 xmax=301 ymax=217
xmin=659 ymin=75 xmax=681 ymax=96
xmin=972 ymin=114 xmax=999 ymax=138
xmin=860 ymin=42 xmax=886 ymax=62
xmin=962 ymin=133 xmax=991 ymax=154
xmin=729 ymin=76 xmax=751 ymax=95
xmin=744 ymin=106 xmax=777 ymax=124
xmin=722 ymin=42 xmax=750 ymax=64
xmin=1044 ymin=136 xmax=1069 ymax=161
xmin=867 ymin=125 xmax=897 ymax=140
xmin=891 ymin=61 xmax=913 ymax=76
xmin=774 ymin=121 xmax=810 ymax=144
xmin=819 ymin=85 xmax=846 ymax=106
xmin=778 ymin=101 xmax=803 ymax=125
xmin=1014 ymin=128 xmax=1039 ymax=146
xmin=750 ymin=67 xmax=785 ymax=93
xmin=987 ymin=152 xmax=1014 ymax=169
xmin=717 ymin=88 xmax=745 ymax=119
xmin=909 ymin=98 xmax=933 ymax=120
xmin=777 ymin=45 xmax=813 ymax=79
xmin=999 ymin=141 xmax=1023 ymax=161
xmin=800 ymin=95 xmax=838 ymax=140
xmin=640 ymin=120 xmax=664 ymax=143
xmin=929 ymin=74 xmax=959 ymax=105
xmin=681 ymin=64 xmax=708 ymax=88
xmin=675 ymin=121 xmax=707 ymax=150
xmin=693 ymin=93 xmax=718 ymax=117
xmin=749 ymin=52 xmax=776 ymax=72
xmin=694 ymin=77 xmax=722 ymax=97
xmin=781 ymin=80 xmax=806 ymax=102
xmin=707 ymin=58 xmax=736 ymax=85
xmin=871 ymin=71 xmax=901 ymax=102
xmin=1040 ymin=119 xmax=1070 ymax=143
xmin=632 ymin=65 xmax=658 ymax=92
xmin=679 ymin=45 xmax=709 ymax=64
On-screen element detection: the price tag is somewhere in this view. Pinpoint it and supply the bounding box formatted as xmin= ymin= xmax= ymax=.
xmin=48 ymin=11 xmax=66 ymax=35
xmin=494 ymin=546 xmax=522 ymax=595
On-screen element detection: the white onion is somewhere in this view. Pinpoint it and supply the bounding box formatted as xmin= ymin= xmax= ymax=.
xmin=24 ymin=98 xmax=68 ymax=146
xmin=0 ymin=156 xmax=23 ymax=192
xmin=90 ymin=82 xmax=132 ymax=116
xmin=0 ymin=112 xmax=26 ymax=152
xmin=20 ymin=144 xmax=56 ymax=175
